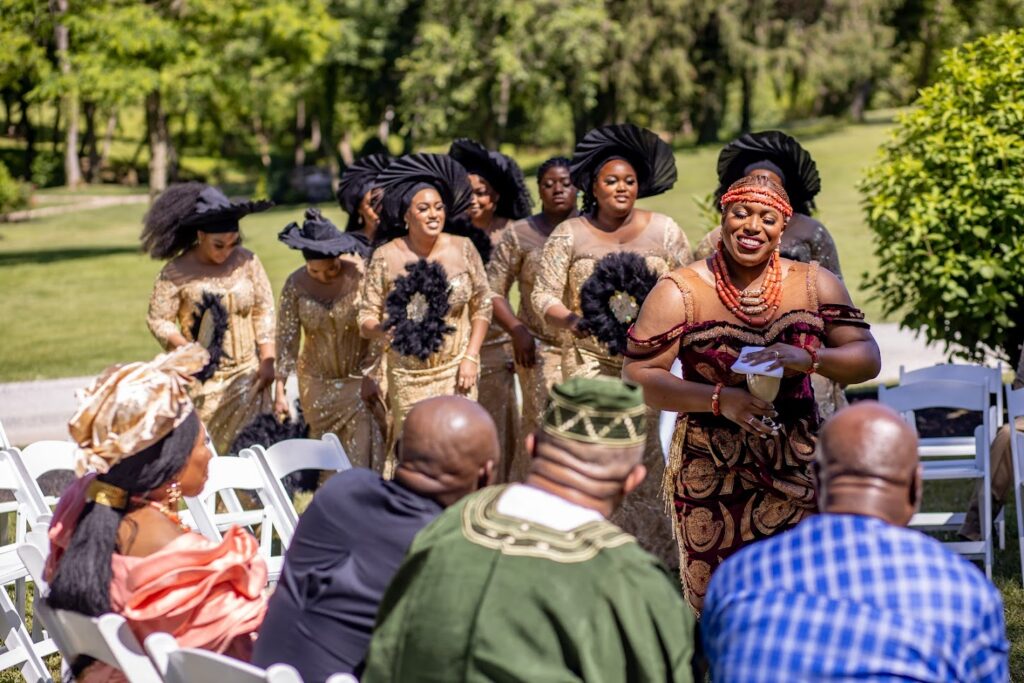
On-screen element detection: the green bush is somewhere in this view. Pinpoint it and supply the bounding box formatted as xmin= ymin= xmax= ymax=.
xmin=860 ymin=29 xmax=1024 ymax=362
xmin=30 ymin=152 xmax=63 ymax=188
xmin=0 ymin=161 xmax=30 ymax=214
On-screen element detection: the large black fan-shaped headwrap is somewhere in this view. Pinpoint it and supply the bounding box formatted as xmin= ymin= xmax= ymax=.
xmin=383 ymin=259 xmax=456 ymax=360
xmin=714 ymin=131 xmax=821 ymax=216
xmin=578 ymin=252 xmax=659 ymax=357
xmin=570 ymin=124 xmax=677 ymax=213
xmin=336 ymin=153 xmax=393 ymax=232
xmin=278 ymin=207 xmax=370 ymax=260
xmin=374 ymin=153 xmax=473 ymax=246
xmin=448 ymin=138 xmax=533 ymax=220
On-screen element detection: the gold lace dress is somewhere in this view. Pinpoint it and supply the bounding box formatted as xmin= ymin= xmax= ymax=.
xmin=695 ymin=215 xmax=848 ymax=420
xmin=532 ymin=212 xmax=692 ymax=567
xmin=275 ymin=262 xmax=385 ymax=471
xmin=357 ymin=235 xmax=492 ymax=469
xmin=147 ymin=248 xmax=274 ymax=453
xmin=478 ymin=220 xmax=519 ymax=478
xmin=488 ymin=217 xmax=565 ymax=482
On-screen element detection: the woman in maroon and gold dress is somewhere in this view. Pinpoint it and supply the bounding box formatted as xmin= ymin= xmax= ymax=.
xmin=624 ymin=175 xmax=880 ymax=611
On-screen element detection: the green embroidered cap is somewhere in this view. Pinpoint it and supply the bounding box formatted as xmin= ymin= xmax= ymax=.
xmin=542 ymin=376 xmax=647 ymax=446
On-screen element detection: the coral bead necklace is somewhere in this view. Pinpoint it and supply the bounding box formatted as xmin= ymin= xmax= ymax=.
xmin=712 ymin=240 xmax=782 ymax=327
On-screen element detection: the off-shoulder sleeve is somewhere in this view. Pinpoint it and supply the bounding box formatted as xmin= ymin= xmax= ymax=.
xmin=465 ymin=238 xmax=493 ymax=323
xmin=147 ymin=269 xmax=182 ymax=350
xmin=116 ymin=527 xmax=267 ymax=657
xmin=487 ymin=224 xmax=522 ymax=298
xmin=248 ymin=254 xmax=276 ymax=345
xmin=810 ymin=223 xmax=844 ymax=282
xmin=662 ymin=216 xmax=693 ymax=269
xmin=815 ymin=265 xmax=869 ymax=330
xmin=624 ymin=271 xmax=694 ymax=359
xmin=275 ymin=276 xmax=301 ymax=379
xmin=532 ymin=222 xmax=575 ymax=317
xmin=358 ymin=249 xmax=388 ymax=331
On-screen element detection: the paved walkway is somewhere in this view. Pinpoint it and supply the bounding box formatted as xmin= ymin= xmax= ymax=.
xmin=0 ymin=324 xmax=981 ymax=447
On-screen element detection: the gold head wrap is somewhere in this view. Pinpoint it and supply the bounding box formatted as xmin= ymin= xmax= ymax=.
xmin=68 ymin=344 xmax=208 ymax=475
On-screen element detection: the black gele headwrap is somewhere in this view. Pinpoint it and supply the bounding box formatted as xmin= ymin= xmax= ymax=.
xmin=715 ymin=131 xmax=820 ymax=215
xmin=448 ymin=138 xmax=533 ymax=220
xmin=570 ymin=124 xmax=677 ymax=212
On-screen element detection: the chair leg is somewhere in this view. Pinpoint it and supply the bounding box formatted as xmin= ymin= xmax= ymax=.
xmin=0 ymin=586 xmax=51 ymax=682
xmin=983 ymin=469 xmax=993 ymax=579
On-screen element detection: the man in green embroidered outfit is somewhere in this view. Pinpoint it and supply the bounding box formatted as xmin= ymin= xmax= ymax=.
xmin=363 ymin=376 xmax=695 ymax=682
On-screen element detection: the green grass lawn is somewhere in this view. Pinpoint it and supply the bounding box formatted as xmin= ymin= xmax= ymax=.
xmin=0 ymin=116 xmax=896 ymax=383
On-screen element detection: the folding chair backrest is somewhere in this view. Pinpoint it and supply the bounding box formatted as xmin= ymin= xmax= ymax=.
xmin=38 ymin=600 xmax=163 ymax=683
xmin=244 ymin=433 xmax=353 ymax=535
xmin=0 ymin=449 xmax=53 ymax=533
xmin=16 ymin=532 xmax=49 ymax=593
xmin=146 ymin=631 xmax=302 ymax=683
xmin=19 ymin=441 xmax=76 ymax=487
xmin=879 ymin=379 xmax=991 ymax=468
xmin=0 ymin=418 xmax=9 ymax=449
xmin=326 ymin=674 xmax=359 ymax=683
xmin=183 ymin=456 xmax=287 ymax=580
xmin=900 ymin=364 xmax=1004 ymax=435
xmin=262 ymin=433 xmax=352 ymax=479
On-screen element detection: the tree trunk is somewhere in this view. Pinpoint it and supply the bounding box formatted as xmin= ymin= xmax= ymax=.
xmin=338 ymin=130 xmax=354 ymax=167
xmin=146 ymin=90 xmax=169 ymax=197
xmin=319 ymin=63 xmax=340 ymax=177
xmin=849 ymin=80 xmax=872 ymax=122
xmin=378 ymin=106 xmax=394 ymax=143
xmin=16 ymin=88 xmax=35 ymax=176
xmin=98 ymin=109 xmax=116 ymax=175
xmin=52 ymin=0 xmax=82 ymax=187
xmin=82 ymin=101 xmax=100 ymax=181
xmin=495 ymin=72 xmax=511 ymax=146
xmin=294 ymin=99 xmax=306 ymax=168
xmin=309 ymin=116 xmax=322 ymax=154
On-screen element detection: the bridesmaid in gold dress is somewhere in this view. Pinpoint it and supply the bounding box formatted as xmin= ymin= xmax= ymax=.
xmin=488 ymin=156 xmax=578 ymax=481
xmin=448 ymin=138 xmax=533 ymax=472
xmin=143 ymin=183 xmax=275 ymax=454
xmin=274 ymin=208 xmax=384 ymax=470
xmin=532 ymin=124 xmax=692 ymax=567
xmin=336 ymin=154 xmax=393 ymax=439
xmin=357 ymin=154 xmax=492 ymax=473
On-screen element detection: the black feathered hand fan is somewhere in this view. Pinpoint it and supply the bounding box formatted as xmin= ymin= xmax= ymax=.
xmin=188 ymin=291 xmax=229 ymax=382
xmin=579 ymin=252 xmax=658 ymax=356
xmin=383 ymin=259 xmax=456 ymax=360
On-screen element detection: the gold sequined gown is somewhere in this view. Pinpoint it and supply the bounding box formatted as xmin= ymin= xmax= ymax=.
xmin=695 ymin=214 xmax=848 ymax=420
xmin=275 ymin=262 xmax=385 ymax=472
xmin=488 ymin=217 xmax=565 ymax=482
xmin=147 ymin=248 xmax=275 ymax=454
xmin=478 ymin=220 xmax=519 ymax=478
xmin=357 ymin=235 xmax=493 ymax=473
xmin=532 ymin=212 xmax=692 ymax=567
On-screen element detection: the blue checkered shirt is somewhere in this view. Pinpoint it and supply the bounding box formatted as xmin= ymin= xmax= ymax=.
xmin=703 ymin=514 xmax=1009 ymax=682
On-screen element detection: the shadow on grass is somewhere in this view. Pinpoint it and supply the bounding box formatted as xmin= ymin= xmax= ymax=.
xmin=0 ymin=245 xmax=139 ymax=266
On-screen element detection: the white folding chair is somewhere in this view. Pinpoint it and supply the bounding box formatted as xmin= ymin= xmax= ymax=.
xmin=35 ymin=598 xmax=162 ymax=683
xmin=145 ymin=632 xmax=303 ymax=683
xmin=243 ymin=433 xmax=353 ymax=539
xmin=1005 ymin=386 xmax=1024 ymax=585
xmin=18 ymin=441 xmax=76 ymax=506
xmin=879 ymin=379 xmax=993 ymax=577
xmin=183 ymin=456 xmax=288 ymax=583
xmin=898 ymin=364 xmax=1007 ymax=547
xmin=0 ymin=418 xmax=9 ymax=449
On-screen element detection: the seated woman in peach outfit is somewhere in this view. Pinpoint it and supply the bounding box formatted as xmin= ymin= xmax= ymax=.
xmin=45 ymin=344 xmax=268 ymax=681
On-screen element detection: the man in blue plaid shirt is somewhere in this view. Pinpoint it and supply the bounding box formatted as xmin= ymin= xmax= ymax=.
xmin=702 ymin=401 xmax=1009 ymax=682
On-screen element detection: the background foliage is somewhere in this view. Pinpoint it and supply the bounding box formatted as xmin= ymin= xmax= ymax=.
xmin=861 ymin=28 xmax=1024 ymax=362
xmin=1 ymin=0 xmax=1022 ymax=195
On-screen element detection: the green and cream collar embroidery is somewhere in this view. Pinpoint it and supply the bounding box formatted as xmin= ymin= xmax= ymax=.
xmin=461 ymin=485 xmax=634 ymax=563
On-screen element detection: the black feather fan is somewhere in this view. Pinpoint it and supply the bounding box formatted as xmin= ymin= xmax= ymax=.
xmin=579 ymin=252 xmax=658 ymax=356
xmin=384 ymin=259 xmax=456 ymax=360
xmin=188 ymin=291 xmax=229 ymax=382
